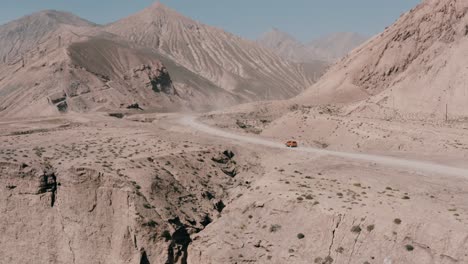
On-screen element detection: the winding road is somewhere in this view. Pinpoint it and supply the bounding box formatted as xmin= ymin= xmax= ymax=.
xmin=181 ymin=116 xmax=468 ymax=178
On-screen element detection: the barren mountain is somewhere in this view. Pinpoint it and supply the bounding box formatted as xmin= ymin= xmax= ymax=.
xmin=256 ymin=28 xmax=321 ymax=64
xmin=0 ymin=29 xmax=243 ymax=118
xmin=298 ymin=0 xmax=468 ymax=121
xmin=0 ymin=10 xmax=95 ymax=64
xmin=257 ymin=29 xmax=366 ymax=63
xmin=0 ymin=4 xmax=327 ymax=118
xmin=4 ymin=1 xmax=468 ymax=264
xmin=0 ymin=10 xmax=252 ymax=118
xmin=307 ymin=32 xmax=368 ymax=62
xmin=105 ymin=3 xmax=323 ymax=101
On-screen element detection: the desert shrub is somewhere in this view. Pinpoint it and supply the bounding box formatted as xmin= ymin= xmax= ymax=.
xmin=269 ymin=224 xmax=281 ymax=233
xmin=336 ymin=247 xmax=344 ymax=253
xmin=405 ymin=245 xmax=414 ymax=251
xmin=144 ymin=220 xmax=157 ymax=228
xmin=351 ymin=225 xmax=362 ymax=233
xmin=324 ymin=256 xmax=334 ymax=264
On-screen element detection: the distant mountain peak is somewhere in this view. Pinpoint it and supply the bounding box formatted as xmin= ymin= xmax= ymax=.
xmin=258 ymin=28 xmax=298 ymax=46
xmin=130 ymin=1 xmax=195 ymax=25
xmin=269 ymin=27 xmax=284 ymax=34
xmin=29 ymin=10 xmax=94 ymax=25
xmin=105 ymin=2 xmax=323 ymax=103
xmin=257 ymin=29 xmax=367 ymax=63
xmin=0 ymin=9 xmax=96 ymax=63
xmin=149 ymin=1 xmax=168 ymax=10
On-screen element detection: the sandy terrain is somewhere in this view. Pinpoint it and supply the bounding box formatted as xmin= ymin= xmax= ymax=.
xmin=1 ymin=112 xmax=467 ymax=264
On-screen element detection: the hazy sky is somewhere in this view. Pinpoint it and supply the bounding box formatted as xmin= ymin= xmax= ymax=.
xmin=0 ymin=0 xmax=421 ymax=41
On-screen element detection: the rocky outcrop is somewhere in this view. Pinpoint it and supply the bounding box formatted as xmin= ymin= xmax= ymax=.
xmin=129 ymin=64 xmax=176 ymax=95
xmin=0 ymin=137 xmax=257 ymax=263
xmin=47 ymin=92 xmax=68 ymax=113
xmin=0 ymin=162 xmax=165 ymax=263
xmin=37 ymin=166 xmax=58 ymax=207
xmin=212 ymin=150 xmax=238 ymax=177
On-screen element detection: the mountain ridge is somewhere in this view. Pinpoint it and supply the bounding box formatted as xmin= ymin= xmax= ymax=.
xmin=105 ymin=3 xmax=323 ymax=101
xmin=0 ymin=3 xmax=326 ymax=117
xmin=257 ymin=28 xmax=367 ymax=63
xmin=0 ymin=10 xmax=96 ymax=64
xmin=296 ymin=0 xmax=468 ymax=120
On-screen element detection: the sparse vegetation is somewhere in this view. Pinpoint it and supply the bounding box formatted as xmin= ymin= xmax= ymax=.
xmin=323 ymin=256 xmax=334 ymax=264
xmin=269 ymin=224 xmax=281 ymax=233
xmin=143 ymin=220 xmax=157 ymax=228
xmin=405 ymin=245 xmax=414 ymax=251
xmin=351 ymin=225 xmax=362 ymax=233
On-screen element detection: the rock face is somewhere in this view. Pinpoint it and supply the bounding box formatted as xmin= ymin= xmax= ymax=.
xmin=211 ymin=150 xmax=238 ymax=178
xmin=298 ymin=0 xmax=468 ymax=121
xmin=0 ymin=163 xmax=150 ymax=264
xmin=105 ymin=3 xmax=322 ymax=101
xmin=132 ymin=64 xmax=174 ymax=94
xmin=0 ymin=136 xmax=252 ymax=264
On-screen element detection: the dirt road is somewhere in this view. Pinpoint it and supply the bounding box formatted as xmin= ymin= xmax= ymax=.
xmin=181 ymin=116 xmax=468 ymax=178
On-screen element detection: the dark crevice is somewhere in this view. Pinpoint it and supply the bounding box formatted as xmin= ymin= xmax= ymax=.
xmin=165 ymin=217 xmax=193 ymax=264
xmin=200 ymin=214 xmax=212 ymax=227
xmin=38 ymin=169 xmax=58 ymax=207
xmin=165 ymin=228 xmax=191 ymax=264
xmin=150 ymin=68 xmax=173 ymax=94
xmin=328 ymin=214 xmax=343 ymax=257
xmin=127 ymin=103 xmax=143 ymax=110
xmin=202 ymin=191 xmax=214 ymax=200
xmin=347 ymin=218 xmax=361 ymax=264
xmin=56 ymin=101 xmax=68 ymax=112
xmin=140 ymin=250 xmax=150 ymax=264
xmin=215 ymin=200 xmax=225 ymax=213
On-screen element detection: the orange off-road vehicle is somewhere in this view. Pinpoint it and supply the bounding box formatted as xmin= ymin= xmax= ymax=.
xmin=285 ymin=140 xmax=298 ymax=148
